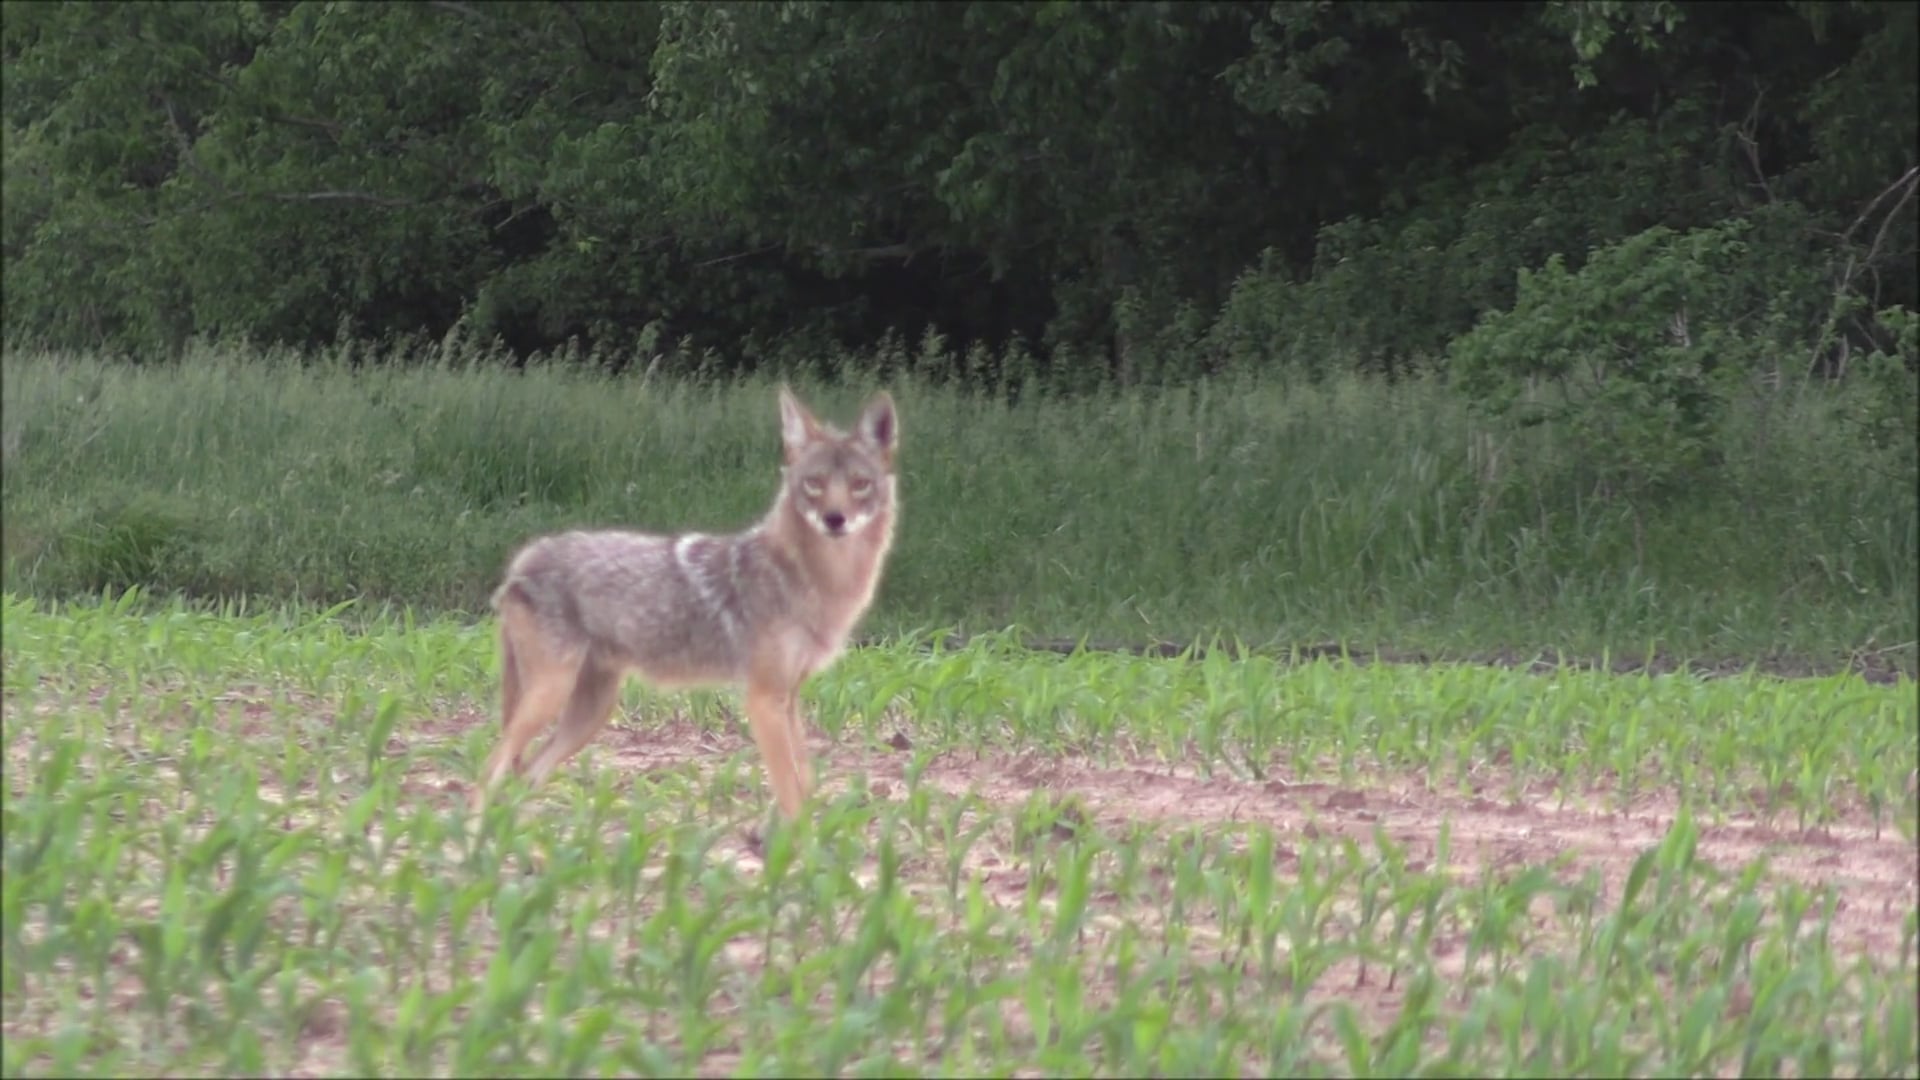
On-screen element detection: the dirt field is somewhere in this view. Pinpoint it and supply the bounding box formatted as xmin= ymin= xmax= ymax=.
xmin=537 ymin=712 xmax=1918 ymax=1039
xmin=9 ymin=668 xmax=1914 ymax=1076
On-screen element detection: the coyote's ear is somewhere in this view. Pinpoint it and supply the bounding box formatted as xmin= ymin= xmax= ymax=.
xmin=779 ymin=385 xmax=822 ymax=462
xmin=858 ymin=391 xmax=897 ymax=462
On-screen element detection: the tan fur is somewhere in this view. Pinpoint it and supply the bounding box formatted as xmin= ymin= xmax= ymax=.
xmin=472 ymin=386 xmax=899 ymax=821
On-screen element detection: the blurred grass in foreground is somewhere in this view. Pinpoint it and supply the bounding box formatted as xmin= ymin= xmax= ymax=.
xmin=4 ymin=591 xmax=1916 ymax=1075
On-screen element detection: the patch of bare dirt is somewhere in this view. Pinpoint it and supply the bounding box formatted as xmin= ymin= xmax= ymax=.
xmin=892 ymin=751 xmax=1914 ymax=953
xmin=592 ymin=717 xmax=1919 ymax=956
xmin=590 ymin=714 xmax=1918 ymax=1045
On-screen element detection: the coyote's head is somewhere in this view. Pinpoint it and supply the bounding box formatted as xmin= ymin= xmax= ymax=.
xmin=777 ymin=386 xmax=898 ymax=541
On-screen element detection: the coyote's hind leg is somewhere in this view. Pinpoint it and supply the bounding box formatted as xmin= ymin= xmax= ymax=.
xmin=521 ymin=657 xmax=625 ymax=791
xmin=473 ymin=598 xmax=585 ymax=815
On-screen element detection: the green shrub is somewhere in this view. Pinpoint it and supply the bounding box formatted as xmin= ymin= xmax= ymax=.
xmin=1203 ymin=105 xmax=1743 ymax=376
xmin=1448 ymin=209 xmax=1828 ymax=506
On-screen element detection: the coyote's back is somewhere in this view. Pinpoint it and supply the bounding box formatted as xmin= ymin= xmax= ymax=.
xmin=473 ymin=386 xmax=899 ymax=821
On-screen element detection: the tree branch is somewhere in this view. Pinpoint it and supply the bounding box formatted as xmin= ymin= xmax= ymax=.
xmin=161 ymin=96 xmax=232 ymax=195
xmin=1860 ymin=166 xmax=1919 ymax=279
xmin=816 ymin=242 xmax=918 ymax=263
xmin=1807 ymin=165 xmax=1920 ymax=377
xmin=694 ymin=243 xmax=782 ymax=268
xmin=262 ymin=190 xmax=419 ymax=208
xmin=264 ymin=111 xmax=345 ymax=142
xmin=1735 ymin=87 xmax=1773 ymax=204
xmin=1840 ymin=164 xmax=1919 ymax=247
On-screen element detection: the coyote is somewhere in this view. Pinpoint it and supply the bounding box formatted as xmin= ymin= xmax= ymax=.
xmin=472 ymin=386 xmax=899 ymax=821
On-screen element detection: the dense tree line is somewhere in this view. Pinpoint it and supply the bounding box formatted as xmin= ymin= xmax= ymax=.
xmin=3 ymin=0 xmax=1914 ymax=387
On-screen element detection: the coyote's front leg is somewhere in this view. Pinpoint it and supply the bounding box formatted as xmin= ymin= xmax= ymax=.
xmin=744 ymin=670 xmax=810 ymax=820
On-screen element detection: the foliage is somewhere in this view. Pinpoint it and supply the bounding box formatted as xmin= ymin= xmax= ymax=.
xmin=3 ymin=2 xmax=1912 ymax=567
xmin=4 ymin=1 xmax=1912 ymax=378
xmin=1448 ymin=207 xmax=1834 ymax=504
xmin=1849 ymin=305 xmax=1920 ymax=480
xmin=1201 ymin=102 xmax=1748 ymax=375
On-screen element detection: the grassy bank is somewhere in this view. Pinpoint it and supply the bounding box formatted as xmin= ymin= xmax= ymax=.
xmin=1 ymin=343 xmax=1913 ymax=670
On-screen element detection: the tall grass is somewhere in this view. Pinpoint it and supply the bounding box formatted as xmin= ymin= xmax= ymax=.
xmin=2 ymin=340 xmax=1913 ymax=669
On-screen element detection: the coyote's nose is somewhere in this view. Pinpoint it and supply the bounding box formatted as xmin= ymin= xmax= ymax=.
xmin=822 ymin=511 xmax=847 ymax=534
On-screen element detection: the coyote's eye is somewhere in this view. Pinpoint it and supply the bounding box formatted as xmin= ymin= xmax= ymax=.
xmin=801 ymin=478 xmax=825 ymax=497
xmin=849 ymin=478 xmax=873 ymax=497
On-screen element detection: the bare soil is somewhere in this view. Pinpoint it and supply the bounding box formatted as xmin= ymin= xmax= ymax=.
xmin=580 ymin=713 xmax=1918 ymax=1037
xmin=8 ymin=680 xmax=1914 ymax=1076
